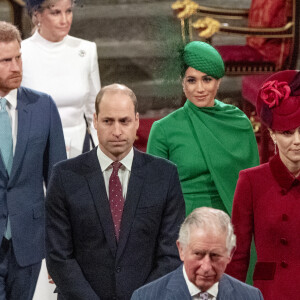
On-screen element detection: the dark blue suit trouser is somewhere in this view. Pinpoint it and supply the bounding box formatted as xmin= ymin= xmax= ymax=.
xmin=0 ymin=238 xmax=41 ymax=300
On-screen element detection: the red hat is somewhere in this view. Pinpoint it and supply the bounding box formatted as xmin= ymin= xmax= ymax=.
xmin=256 ymin=70 xmax=300 ymax=131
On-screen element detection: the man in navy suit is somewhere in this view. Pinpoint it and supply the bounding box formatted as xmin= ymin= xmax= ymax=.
xmin=131 ymin=207 xmax=264 ymax=300
xmin=0 ymin=22 xmax=66 ymax=299
xmin=46 ymin=83 xmax=185 ymax=300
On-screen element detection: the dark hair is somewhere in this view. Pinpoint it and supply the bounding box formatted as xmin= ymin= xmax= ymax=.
xmin=181 ymin=63 xmax=189 ymax=78
xmin=95 ymin=84 xmax=138 ymax=115
xmin=27 ymin=0 xmax=74 ymax=21
xmin=0 ymin=21 xmax=21 ymax=44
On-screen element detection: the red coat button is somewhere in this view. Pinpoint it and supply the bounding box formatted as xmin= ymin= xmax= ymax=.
xmin=281 ymin=189 xmax=287 ymax=195
xmin=282 ymin=214 xmax=288 ymax=221
xmin=281 ymin=261 xmax=288 ymax=268
xmin=280 ymin=238 xmax=288 ymax=245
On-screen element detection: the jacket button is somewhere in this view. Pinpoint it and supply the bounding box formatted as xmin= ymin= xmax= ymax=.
xmin=293 ymin=180 xmax=299 ymax=186
xmin=280 ymin=238 xmax=288 ymax=245
xmin=281 ymin=189 xmax=287 ymax=195
xmin=281 ymin=261 xmax=288 ymax=268
xmin=115 ymin=267 xmax=121 ymax=273
xmin=282 ymin=214 xmax=288 ymax=221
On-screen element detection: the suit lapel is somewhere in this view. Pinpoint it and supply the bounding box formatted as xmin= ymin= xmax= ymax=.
xmin=0 ymin=155 xmax=8 ymax=181
xmin=166 ymin=266 xmax=192 ymax=300
xmin=9 ymin=88 xmax=31 ymax=187
xmin=217 ymin=274 xmax=234 ymax=300
xmin=116 ymin=149 xmax=146 ymax=261
xmin=84 ymin=148 xmax=117 ymax=257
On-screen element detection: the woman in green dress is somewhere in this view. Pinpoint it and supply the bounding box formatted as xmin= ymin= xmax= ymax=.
xmin=147 ymin=41 xmax=259 ymax=216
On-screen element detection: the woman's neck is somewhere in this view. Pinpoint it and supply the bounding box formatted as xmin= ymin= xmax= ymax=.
xmin=279 ymin=153 xmax=300 ymax=177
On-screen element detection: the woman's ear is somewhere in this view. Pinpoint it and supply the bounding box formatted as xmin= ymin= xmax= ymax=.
xmin=181 ymin=77 xmax=185 ymax=90
xmin=268 ymin=128 xmax=276 ymax=144
xmin=34 ymin=10 xmax=41 ymax=26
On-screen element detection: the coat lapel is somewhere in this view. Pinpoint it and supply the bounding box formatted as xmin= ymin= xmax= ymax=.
xmin=0 ymin=156 xmax=8 ymax=182
xmin=116 ymin=149 xmax=146 ymax=261
xmin=8 ymin=88 xmax=31 ymax=187
xmin=165 ymin=266 xmax=192 ymax=300
xmin=84 ymin=148 xmax=117 ymax=257
xmin=217 ymin=274 xmax=234 ymax=300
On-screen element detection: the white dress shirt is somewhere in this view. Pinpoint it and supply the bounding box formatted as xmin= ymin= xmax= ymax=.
xmin=96 ymin=146 xmax=134 ymax=199
xmin=182 ymin=265 xmax=218 ymax=300
xmin=4 ymin=89 xmax=18 ymax=155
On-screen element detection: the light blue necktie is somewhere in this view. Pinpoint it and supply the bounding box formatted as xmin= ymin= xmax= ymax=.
xmin=0 ymin=97 xmax=13 ymax=239
xmin=199 ymin=292 xmax=209 ymax=300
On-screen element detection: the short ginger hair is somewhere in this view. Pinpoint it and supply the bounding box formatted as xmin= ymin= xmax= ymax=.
xmin=0 ymin=21 xmax=21 ymax=45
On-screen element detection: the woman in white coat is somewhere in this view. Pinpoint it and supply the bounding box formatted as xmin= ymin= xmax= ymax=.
xmin=22 ymin=0 xmax=100 ymax=299
xmin=22 ymin=0 xmax=100 ymax=159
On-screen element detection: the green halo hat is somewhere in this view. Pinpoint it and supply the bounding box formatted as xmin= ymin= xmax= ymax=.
xmin=183 ymin=41 xmax=225 ymax=79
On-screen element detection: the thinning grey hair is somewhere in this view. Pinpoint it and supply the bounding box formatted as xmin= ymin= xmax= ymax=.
xmin=178 ymin=207 xmax=236 ymax=254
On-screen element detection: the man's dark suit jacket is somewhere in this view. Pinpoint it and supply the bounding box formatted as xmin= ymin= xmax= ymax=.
xmin=131 ymin=265 xmax=264 ymax=300
xmin=0 ymin=87 xmax=66 ymax=267
xmin=46 ymin=147 xmax=185 ymax=300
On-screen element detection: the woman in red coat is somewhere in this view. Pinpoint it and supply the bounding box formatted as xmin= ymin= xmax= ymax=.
xmin=226 ymin=70 xmax=300 ymax=299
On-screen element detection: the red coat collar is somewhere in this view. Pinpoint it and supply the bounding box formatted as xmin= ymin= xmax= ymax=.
xmin=269 ymin=154 xmax=300 ymax=190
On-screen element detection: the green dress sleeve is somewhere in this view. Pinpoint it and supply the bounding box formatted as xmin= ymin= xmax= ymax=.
xmin=147 ymin=121 xmax=169 ymax=159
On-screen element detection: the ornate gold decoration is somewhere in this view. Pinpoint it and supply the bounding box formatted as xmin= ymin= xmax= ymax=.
xmin=192 ymin=17 xmax=220 ymax=38
xmin=12 ymin=0 xmax=25 ymax=6
xmin=172 ymin=0 xmax=199 ymax=19
xmin=250 ymin=113 xmax=261 ymax=133
xmin=171 ymin=0 xmax=187 ymax=10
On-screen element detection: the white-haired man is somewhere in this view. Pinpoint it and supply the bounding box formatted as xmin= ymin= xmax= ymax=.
xmin=131 ymin=207 xmax=263 ymax=299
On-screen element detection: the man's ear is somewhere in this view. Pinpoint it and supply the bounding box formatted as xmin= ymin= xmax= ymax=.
xmin=93 ymin=113 xmax=97 ymax=129
xmin=228 ymin=247 xmax=236 ymax=263
xmin=135 ymin=112 xmax=140 ymax=131
xmin=176 ymin=240 xmax=185 ymax=262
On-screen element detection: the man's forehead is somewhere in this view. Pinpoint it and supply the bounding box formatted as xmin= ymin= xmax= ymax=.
xmin=189 ymin=227 xmax=227 ymax=246
xmin=0 ymin=39 xmax=20 ymax=47
xmin=0 ymin=40 xmax=21 ymax=57
xmin=99 ymin=91 xmax=135 ymax=113
xmin=101 ymin=90 xmax=132 ymax=101
xmin=99 ymin=114 xmax=132 ymax=120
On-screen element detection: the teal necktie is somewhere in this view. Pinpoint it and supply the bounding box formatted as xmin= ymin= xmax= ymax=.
xmin=0 ymin=97 xmax=13 ymax=239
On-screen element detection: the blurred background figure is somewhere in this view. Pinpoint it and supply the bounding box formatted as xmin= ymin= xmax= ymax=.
xmin=226 ymin=70 xmax=300 ymax=299
xmin=21 ymin=0 xmax=100 ymax=159
xmin=21 ymin=0 xmax=100 ymax=299
xmin=147 ymin=41 xmax=259 ymax=216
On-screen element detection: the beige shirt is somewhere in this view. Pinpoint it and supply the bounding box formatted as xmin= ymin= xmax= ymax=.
xmin=182 ymin=265 xmax=218 ymax=300
xmin=96 ymin=146 xmax=134 ymax=199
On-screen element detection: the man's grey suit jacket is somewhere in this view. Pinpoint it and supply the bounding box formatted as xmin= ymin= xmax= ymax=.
xmin=46 ymin=147 xmax=185 ymax=300
xmin=131 ymin=265 xmax=264 ymax=300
